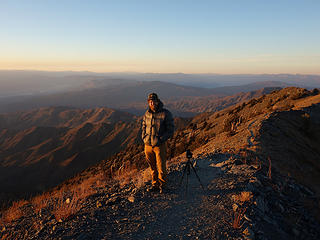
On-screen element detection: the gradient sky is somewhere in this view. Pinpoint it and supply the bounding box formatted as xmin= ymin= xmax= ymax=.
xmin=1 ymin=0 xmax=319 ymax=74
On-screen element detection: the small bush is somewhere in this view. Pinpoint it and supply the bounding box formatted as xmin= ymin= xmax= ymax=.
xmin=32 ymin=193 xmax=51 ymax=216
xmin=51 ymin=191 xmax=83 ymax=221
xmin=1 ymin=200 xmax=28 ymax=224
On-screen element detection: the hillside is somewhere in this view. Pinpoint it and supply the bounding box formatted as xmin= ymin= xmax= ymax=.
xmin=1 ymin=87 xmax=320 ymax=239
xmin=0 ymin=107 xmax=141 ymax=202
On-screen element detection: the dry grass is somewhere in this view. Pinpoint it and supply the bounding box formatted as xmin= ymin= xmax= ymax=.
xmin=232 ymin=192 xmax=253 ymax=205
xmin=50 ymin=179 xmax=97 ymax=221
xmin=113 ymin=164 xmax=150 ymax=188
xmin=0 ymin=200 xmax=28 ymax=224
xmin=51 ymin=190 xmax=83 ymax=222
xmin=74 ymin=180 xmax=97 ymax=199
xmin=32 ymin=193 xmax=51 ymax=216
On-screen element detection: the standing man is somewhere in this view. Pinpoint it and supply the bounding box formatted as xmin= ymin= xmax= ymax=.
xmin=142 ymin=93 xmax=174 ymax=193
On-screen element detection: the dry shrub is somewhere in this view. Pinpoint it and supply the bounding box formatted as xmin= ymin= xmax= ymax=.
xmin=113 ymin=164 xmax=149 ymax=188
xmin=1 ymin=200 xmax=28 ymax=224
xmin=90 ymin=172 xmax=108 ymax=189
xmin=51 ymin=191 xmax=83 ymax=221
xmin=232 ymin=192 xmax=253 ymax=205
xmin=32 ymin=193 xmax=51 ymax=215
xmin=232 ymin=207 xmax=247 ymax=229
xmin=73 ymin=180 xmax=96 ymax=199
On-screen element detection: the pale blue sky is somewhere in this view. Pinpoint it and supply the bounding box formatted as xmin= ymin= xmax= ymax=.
xmin=1 ymin=0 xmax=319 ymax=73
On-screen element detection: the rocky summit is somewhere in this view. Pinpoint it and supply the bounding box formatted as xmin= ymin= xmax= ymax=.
xmin=1 ymin=87 xmax=320 ymax=240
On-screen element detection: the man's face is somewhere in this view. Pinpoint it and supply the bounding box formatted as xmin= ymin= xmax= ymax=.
xmin=148 ymin=99 xmax=158 ymax=112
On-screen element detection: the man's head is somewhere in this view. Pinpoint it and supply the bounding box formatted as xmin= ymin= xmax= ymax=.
xmin=148 ymin=93 xmax=160 ymax=112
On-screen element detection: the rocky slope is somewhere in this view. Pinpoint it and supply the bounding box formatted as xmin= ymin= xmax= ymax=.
xmin=1 ymin=87 xmax=320 ymax=239
xmin=0 ymin=107 xmax=141 ymax=202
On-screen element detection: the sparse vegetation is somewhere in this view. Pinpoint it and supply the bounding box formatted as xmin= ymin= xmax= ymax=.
xmin=51 ymin=190 xmax=83 ymax=222
xmin=232 ymin=207 xmax=247 ymax=229
xmin=0 ymin=200 xmax=28 ymax=224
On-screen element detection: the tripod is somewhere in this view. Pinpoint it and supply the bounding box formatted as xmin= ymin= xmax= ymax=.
xmin=179 ymin=149 xmax=205 ymax=195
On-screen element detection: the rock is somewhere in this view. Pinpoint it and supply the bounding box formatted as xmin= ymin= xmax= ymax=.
xmin=243 ymin=227 xmax=255 ymax=239
xmin=96 ymin=201 xmax=102 ymax=208
xmin=128 ymin=196 xmax=135 ymax=203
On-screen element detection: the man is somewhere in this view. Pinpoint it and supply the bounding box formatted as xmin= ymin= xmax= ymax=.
xmin=142 ymin=93 xmax=174 ymax=193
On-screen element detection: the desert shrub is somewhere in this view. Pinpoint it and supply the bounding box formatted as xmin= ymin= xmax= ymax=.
xmin=0 ymin=200 xmax=28 ymax=224
xmin=32 ymin=193 xmax=51 ymax=216
xmin=223 ymin=114 xmax=239 ymax=132
xmin=247 ymin=98 xmax=258 ymax=107
xmin=290 ymin=89 xmax=309 ymax=100
xmin=51 ymin=191 xmax=83 ymax=221
xmin=311 ymin=88 xmax=319 ymax=95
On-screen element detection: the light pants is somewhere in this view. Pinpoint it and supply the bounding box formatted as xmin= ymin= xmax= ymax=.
xmin=144 ymin=143 xmax=167 ymax=187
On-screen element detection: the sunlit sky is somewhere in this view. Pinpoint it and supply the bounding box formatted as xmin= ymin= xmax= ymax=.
xmin=1 ymin=0 xmax=319 ymax=74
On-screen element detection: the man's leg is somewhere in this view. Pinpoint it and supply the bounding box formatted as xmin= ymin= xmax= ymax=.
xmin=154 ymin=143 xmax=167 ymax=188
xmin=144 ymin=145 xmax=159 ymax=187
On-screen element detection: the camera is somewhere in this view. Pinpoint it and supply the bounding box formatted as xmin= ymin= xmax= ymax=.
xmin=186 ymin=149 xmax=192 ymax=159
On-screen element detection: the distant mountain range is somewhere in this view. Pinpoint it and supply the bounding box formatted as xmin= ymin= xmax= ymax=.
xmin=0 ymin=77 xmax=290 ymax=115
xmin=1 ymin=70 xmax=320 ymax=97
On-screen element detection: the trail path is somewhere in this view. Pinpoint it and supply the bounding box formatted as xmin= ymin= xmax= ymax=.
xmin=34 ymin=153 xmax=254 ymax=240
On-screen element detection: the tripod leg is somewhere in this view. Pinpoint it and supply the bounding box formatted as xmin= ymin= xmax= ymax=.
xmin=185 ymin=170 xmax=189 ymax=196
xmin=179 ymin=163 xmax=187 ymax=187
xmin=190 ymin=164 xmax=205 ymax=191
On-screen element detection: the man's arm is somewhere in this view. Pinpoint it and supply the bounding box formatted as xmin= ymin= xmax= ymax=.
xmin=141 ymin=115 xmax=146 ymax=141
xmin=161 ymin=110 xmax=174 ymax=143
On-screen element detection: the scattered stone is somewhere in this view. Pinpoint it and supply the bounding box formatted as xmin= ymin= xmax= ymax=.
xmin=128 ymin=196 xmax=135 ymax=203
xmin=243 ymin=227 xmax=255 ymax=239
xmin=96 ymin=200 xmax=102 ymax=208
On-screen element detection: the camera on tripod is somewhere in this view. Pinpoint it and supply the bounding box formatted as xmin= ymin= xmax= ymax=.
xmin=179 ymin=149 xmax=205 ymax=194
xmin=186 ymin=149 xmax=192 ymax=159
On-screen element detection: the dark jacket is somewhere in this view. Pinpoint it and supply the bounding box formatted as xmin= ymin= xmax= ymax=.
xmin=142 ymin=101 xmax=174 ymax=147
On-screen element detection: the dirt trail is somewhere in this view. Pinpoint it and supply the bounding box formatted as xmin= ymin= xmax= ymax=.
xmin=95 ymin=157 xmax=226 ymax=240
xmin=31 ymin=153 xmax=252 ymax=240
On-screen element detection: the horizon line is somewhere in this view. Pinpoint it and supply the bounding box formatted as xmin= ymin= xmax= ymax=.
xmin=1 ymin=69 xmax=320 ymax=76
